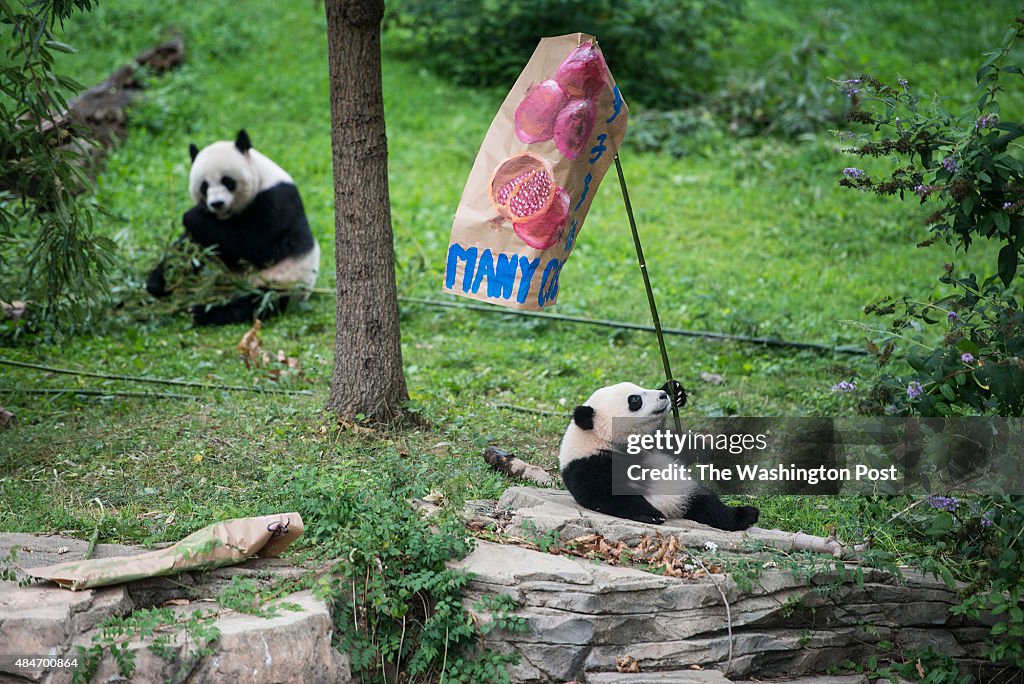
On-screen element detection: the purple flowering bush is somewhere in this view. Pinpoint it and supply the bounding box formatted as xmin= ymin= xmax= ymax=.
xmin=835 ymin=15 xmax=1024 ymax=674
xmin=917 ymin=495 xmax=1024 ymax=669
xmin=838 ymin=16 xmax=1024 ymax=417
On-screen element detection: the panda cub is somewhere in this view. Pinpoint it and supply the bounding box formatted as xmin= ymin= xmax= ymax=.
xmin=147 ymin=130 xmax=320 ymax=325
xmin=559 ymin=382 xmax=760 ymax=531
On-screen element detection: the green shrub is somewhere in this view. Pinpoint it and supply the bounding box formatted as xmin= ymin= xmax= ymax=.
xmin=838 ymin=15 xmax=1024 ymax=417
xmin=0 ymin=0 xmax=116 ymax=339
xmin=384 ymin=0 xmax=743 ymax=110
xmin=709 ymin=12 xmax=854 ymax=138
xmin=274 ymin=456 xmax=526 ymax=683
xmin=833 ymin=12 xmax=1024 ymax=676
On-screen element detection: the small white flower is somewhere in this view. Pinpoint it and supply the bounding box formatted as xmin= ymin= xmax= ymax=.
xmin=703 ymin=541 xmax=718 ymax=552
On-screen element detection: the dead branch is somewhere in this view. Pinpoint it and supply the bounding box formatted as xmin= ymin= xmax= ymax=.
xmin=748 ymin=526 xmax=872 ymax=559
xmin=483 ymin=446 xmax=553 ymax=486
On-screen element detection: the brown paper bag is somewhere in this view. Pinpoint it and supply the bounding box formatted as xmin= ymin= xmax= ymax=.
xmin=443 ymin=33 xmax=629 ymax=311
xmin=27 ymin=512 xmax=303 ymax=591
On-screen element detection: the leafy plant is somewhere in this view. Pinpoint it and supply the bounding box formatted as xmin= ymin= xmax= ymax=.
xmin=277 ymin=456 xmax=527 ymax=683
xmin=947 ymin=495 xmax=1024 ymax=670
xmin=73 ymin=606 xmax=220 ymax=683
xmin=711 ymin=10 xmax=854 ymax=138
xmin=832 ymin=12 xmax=1024 ymax=676
xmin=0 ymin=0 xmax=117 ymax=339
xmin=216 ymin=575 xmax=301 ymax=618
xmin=839 ymin=648 xmax=972 ymax=684
xmin=838 ymin=15 xmax=1024 ymax=417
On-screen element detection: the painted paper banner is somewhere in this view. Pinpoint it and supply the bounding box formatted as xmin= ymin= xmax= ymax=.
xmin=443 ymin=33 xmax=628 ymax=311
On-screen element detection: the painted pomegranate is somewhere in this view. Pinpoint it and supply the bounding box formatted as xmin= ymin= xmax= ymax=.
xmin=488 ymin=152 xmax=557 ymax=222
xmin=514 ymin=79 xmax=568 ymax=144
xmin=514 ymin=186 xmax=569 ymax=250
xmin=488 ymin=153 xmax=568 ymax=250
xmin=554 ymin=98 xmax=597 ymax=160
xmin=554 ymin=42 xmax=608 ymax=100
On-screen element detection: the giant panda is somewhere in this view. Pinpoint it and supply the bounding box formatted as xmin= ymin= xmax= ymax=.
xmin=559 ymin=381 xmax=760 ymax=531
xmin=146 ymin=129 xmax=320 ymax=326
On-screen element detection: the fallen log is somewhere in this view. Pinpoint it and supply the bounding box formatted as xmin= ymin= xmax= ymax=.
xmin=1 ymin=38 xmax=186 ymax=194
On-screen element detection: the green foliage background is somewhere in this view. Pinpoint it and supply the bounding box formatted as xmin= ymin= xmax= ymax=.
xmin=1 ymin=0 xmax=1023 ymax=678
xmin=0 ymin=0 xmax=1017 ymax=530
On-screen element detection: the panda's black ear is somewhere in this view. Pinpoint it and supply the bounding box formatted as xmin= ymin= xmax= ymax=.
xmin=573 ymin=405 xmax=595 ymax=430
xmin=189 ymin=143 xmax=199 ymax=162
xmin=235 ymin=129 xmax=252 ymax=153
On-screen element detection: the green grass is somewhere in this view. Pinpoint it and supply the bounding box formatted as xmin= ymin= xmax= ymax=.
xmin=0 ymin=1 xmax=1018 ymax=546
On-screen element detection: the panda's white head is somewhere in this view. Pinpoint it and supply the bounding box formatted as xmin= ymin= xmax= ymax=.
xmin=570 ymin=382 xmax=671 ymax=448
xmin=188 ymin=130 xmax=259 ymax=220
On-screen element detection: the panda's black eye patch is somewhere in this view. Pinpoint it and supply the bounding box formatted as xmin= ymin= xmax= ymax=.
xmin=221 ymin=176 xmax=237 ymax=192
xmin=628 ymin=394 xmax=642 ymax=412
xmin=199 ymin=181 xmax=209 ymax=196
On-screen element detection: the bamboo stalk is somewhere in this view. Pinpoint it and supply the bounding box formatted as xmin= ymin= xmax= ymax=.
xmin=2 ymin=387 xmax=201 ymax=400
xmin=395 ymin=295 xmax=866 ymax=356
xmin=615 ymin=154 xmax=682 ymax=433
xmin=0 ymin=358 xmax=314 ymax=395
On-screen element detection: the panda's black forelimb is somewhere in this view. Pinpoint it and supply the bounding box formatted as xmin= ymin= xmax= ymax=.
xmin=146 ymin=261 xmax=170 ymax=298
xmin=146 ymin=233 xmax=192 ymax=298
xmin=661 ymin=380 xmax=687 ymax=409
xmin=561 ymin=452 xmax=668 ymax=525
xmin=183 ymin=184 xmax=313 ymax=270
xmin=191 ymin=293 xmax=293 ymax=326
xmin=685 ymin=489 xmax=760 ymax=531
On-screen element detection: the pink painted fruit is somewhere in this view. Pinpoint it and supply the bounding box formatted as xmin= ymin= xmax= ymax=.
xmin=488 ymin=152 xmax=556 ymax=222
xmin=554 ymin=98 xmax=597 ymax=160
xmin=514 ymin=186 xmax=569 ymax=250
xmin=554 ymin=42 xmax=608 ymax=100
xmin=514 ymin=79 xmax=568 ymax=144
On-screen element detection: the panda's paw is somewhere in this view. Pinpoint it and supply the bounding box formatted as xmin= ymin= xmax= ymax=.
xmin=634 ymin=512 xmax=666 ymax=525
xmin=735 ymin=505 xmax=760 ymax=530
xmin=661 ymin=380 xmax=688 ymax=408
xmin=146 ymin=264 xmax=169 ymax=298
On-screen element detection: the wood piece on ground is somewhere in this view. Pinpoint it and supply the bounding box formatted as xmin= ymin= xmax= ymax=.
xmin=484 ymin=446 xmax=553 ymax=485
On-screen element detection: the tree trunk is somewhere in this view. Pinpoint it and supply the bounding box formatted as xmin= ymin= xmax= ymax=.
xmin=324 ymin=0 xmax=408 ymax=422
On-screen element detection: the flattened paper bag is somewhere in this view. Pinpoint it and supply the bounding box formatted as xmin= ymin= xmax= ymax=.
xmin=28 ymin=513 xmax=302 ymax=591
xmin=443 ymin=33 xmax=628 ymax=311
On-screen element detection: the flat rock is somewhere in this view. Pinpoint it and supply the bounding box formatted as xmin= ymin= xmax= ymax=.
xmin=586 ymin=671 xmax=731 ymax=684
xmin=455 ymin=488 xmax=1003 ymax=684
xmin=0 ymin=532 xmax=348 ymax=683
xmin=78 ymin=590 xmax=348 ymax=684
xmin=494 ymin=488 xmax=857 ymax=558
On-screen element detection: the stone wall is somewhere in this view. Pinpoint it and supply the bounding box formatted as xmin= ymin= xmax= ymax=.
xmin=454 ymin=488 xmax=1002 ymax=684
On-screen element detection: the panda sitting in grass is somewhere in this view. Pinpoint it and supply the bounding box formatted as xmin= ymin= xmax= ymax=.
xmin=146 ymin=130 xmax=320 ymax=326
xmin=559 ymin=381 xmax=760 ymax=531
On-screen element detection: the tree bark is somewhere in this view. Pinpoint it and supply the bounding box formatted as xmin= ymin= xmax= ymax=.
xmin=324 ymin=0 xmax=408 ymax=422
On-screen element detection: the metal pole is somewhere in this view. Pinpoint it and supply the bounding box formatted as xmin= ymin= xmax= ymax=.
xmin=614 ymin=154 xmax=682 ymax=432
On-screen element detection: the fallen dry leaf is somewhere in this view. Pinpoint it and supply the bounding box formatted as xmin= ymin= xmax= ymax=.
xmin=615 ymin=655 xmax=639 ymax=673
xmin=237 ymin=320 xmax=263 ymax=369
xmin=162 ymin=598 xmax=190 ymax=607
